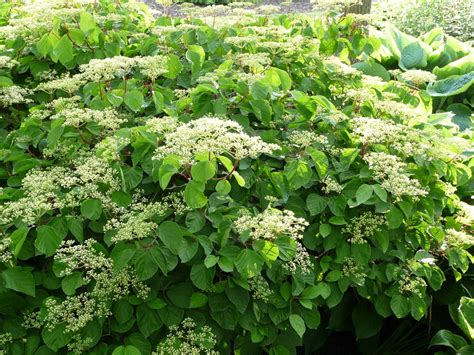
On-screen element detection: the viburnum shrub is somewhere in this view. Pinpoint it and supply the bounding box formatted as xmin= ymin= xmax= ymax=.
xmin=0 ymin=0 xmax=473 ymax=354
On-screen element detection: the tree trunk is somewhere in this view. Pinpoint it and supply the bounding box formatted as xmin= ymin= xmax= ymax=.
xmin=349 ymin=0 xmax=372 ymax=14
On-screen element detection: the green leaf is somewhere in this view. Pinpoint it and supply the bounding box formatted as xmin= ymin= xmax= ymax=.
xmin=356 ymin=184 xmax=373 ymax=205
xmin=190 ymin=263 xmax=215 ymax=291
xmin=386 ymin=206 xmax=404 ymax=229
xmin=185 ymin=211 xmax=206 ymax=233
xmin=306 ymin=194 xmax=327 ymax=216
xmin=53 ymin=35 xmax=74 ymax=65
xmin=42 ymin=323 xmax=73 ymax=352
xmin=124 ymin=90 xmax=145 ymax=112
xmin=250 ymin=80 xmax=272 ymax=100
xmin=427 ymin=72 xmax=474 ymax=97
xmin=400 ymin=42 xmax=428 ymax=69
xmin=307 ymin=148 xmax=328 ymax=178
xmin=235 ymin=249 xmax=264 ymax=279
xmin=80 ymin=199 xmax=102 ymax=221
xmin=254 ymin=240 xmax=279 ymax=262
xmin=184 ymin=180 xmax=208 ymax=209
xmin=35 ymin=225 xmax=64 ymax=257
xmin=37 ymin=34 xmax=54 ymax=58
xmin=79 ymin=11 xmax=97 ymax=32
xmin=2 ymin=267 xmax=35 ymax=297
xmin=458 ymin=296 xmax=474 ymax=341
xmin=158 ymin=161 xmax=180 ymax=189
xmin=186 ymin=45 xmax=205 ymax=79
xmin=61 ymin=272 xmax=85 ymax=296
xmin=352 ymin=62 xmax=390 ymax=81
xmin=191 ymin=160 xmax=216 ymax=182
xmin=216 ymin=180 xmax=231 ymax=194
xmin=189 ymin=292 xmax=208 ymax=308
xmin=226 ymin=287 xmax=249 ymax=314
xmin=390 ymin=295 xmax=410 ymax=318
xmin=10 ymin=227 xmax=29 ymax=257
xmin=285 ymin=160 xmax=312 ymax=190
xmin=166 ymin=54 xmax=182 ymax=79
xmin=136 ymin=304 xmax=162 ymax=337
xmin=429 ymin=329 xmax=468 ymax=351
xmin=152 ymin=90 xmax=163 ymax=114
xmin=159 ymin=221 xmax=183 ymax=255
xmin=289 ymin=314 xmax=306 ymax=338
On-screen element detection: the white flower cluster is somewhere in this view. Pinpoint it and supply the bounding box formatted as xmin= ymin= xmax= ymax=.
xmin=441 ymin=229 xmax=474 ymax=250
xmin=37 ymin=55 xmax=167 ymax=94
xmin=144 ymin=116 xmax=180 ymax=135
xmin=0 ymin=1 xmax=83 ymax=41
xmin=104 ymin=192 xmax=189 ymax=243
xmin=233 ymin=52 xmax=271 ymax=71
xmin=373 ymin=99 xmax=425 ymax=121
xmin=287 ymin=130 xmax=329 ymax=149
xmin=153 ymin=318 xmax=218 ymax=355
xmin=282 ymin=241 xmax=313 ymax=275
xmin=42 ymin=239 xmax=149 ymax=333
xmin=51 ymin=106 xmax=126 ymax=130
xmin=456 ymin=202 xmax=474 ymax=226
xmin=323 ymin=57 xmax=361 ymax=78
xmin=400 ymin=70 xmax=437 ymax=86
xmin=0 ymin=86 xmax=32 ymax=106
xmin=321 ymin=176 xmax=344 ymax=194
xmin=235 ymin=208 xmax=312 ymax=275
xmin=343 ymin=212 xmax=386 ymax=244
xmin=352 ymin=117 xmax=429 ymax=156
xmin=153 ymin=116 xmax=279 ymax=165
xmin=0 ymin=56 xmax=19 ymax=69
xmin=364 ymin=152 xmax=428 ymax=200
xmin=0 ymin=156 xmax=120 ymax=226
xmin=342 ymin=257 xmax=366 ymax=286
xmin=249 ymin=275 xmax=274 ymax=302
xmin=0 ymin=235 xmax=13 ymax=264
xmin=398 ymin=274 xmax=427 ymax=298
xmin=234 ymin=208 xmax=308 ymax=241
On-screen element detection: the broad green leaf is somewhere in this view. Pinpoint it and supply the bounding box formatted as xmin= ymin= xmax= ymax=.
xmin=184 ymin=180 xmax=208 ymax=209
xmin=186 ymin=45 xmax=205 ymax=79
xmin=429 ymin=329 xmax=468 ymax=351
xmin=427 ymin=72 xmax=474 ymax=97
xmin=306 ymin=194 xmax=327 ymax=216
xmin=124 ymin=90 xmax=145 ymax=112
xmin=458 ymin=297 xmax=474 ymax=341
xmin=356 ymin=184 xmax=373 ymax=205
xmin=35 ymin=225 xmax=64 ymax=257
xmin=191 ymin=160 xmax=216 ymax=182
xmin=53 ymin=35 xmax=74 ymax=65
xmin=289 ymin=314 xmax=306 ymax=338
xmin=235 ymin=249 xmax=264 ymax=279
xmin=159 ymin=221 xmax=183 ymax=255
xmin=190 ymin=263 xmax=215 ymax=291
xmin=10 ymin=227 xmax=29 ymax=257
xmin=42 ymin=323 xmax=73 ymax=352
xmin=307 ymin=148 xmax=328 ymax=178
xmin=400 ymin=42 xmax=428 ymax=69
xmin=80 ymin=199 xmax=102 ymax=221
xmin=352 ymin=61 xmax=390 ymax=81
xmin=79 ymin=11 xmax=97 ymax=32
xmin=390 ymin=295 xmax=410 ymax=318
xmin=216 ymin=180 xmax=231 ymax=194
xmin=2 ymin=267 xmax=35 ymax=297
xmin=285 ymin=160 xmax=312 ymax=190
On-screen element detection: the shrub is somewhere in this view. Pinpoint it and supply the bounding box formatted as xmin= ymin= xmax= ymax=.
xmin=0 ymin=0 xmax=473 ymax=354
xmin=374 ymin=0 xmax=474 ymax=42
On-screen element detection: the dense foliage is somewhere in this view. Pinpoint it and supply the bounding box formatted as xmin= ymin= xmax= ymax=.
xmin=0 ymin=0 xmax=473 ymax=354
xmin=374 ymin=0 xmax=473 ymax=42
